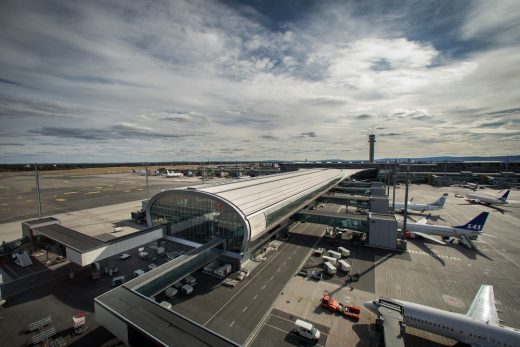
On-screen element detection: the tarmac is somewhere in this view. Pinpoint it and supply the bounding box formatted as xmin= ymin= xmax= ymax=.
xmin=0 ymin=172 xmax=221 ymax=223
xmin=0 ymin=181 xmax=519 ymax=346
xmin=0 ymin=173 xmax=227 ymax=242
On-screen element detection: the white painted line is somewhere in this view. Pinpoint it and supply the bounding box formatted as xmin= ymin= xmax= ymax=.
xmin=229 ymin=321 xmax=235 ymax=327
xmin=253 ymin=294 xmax=258 ymax=300
xmin=242 ymin=306 xmax=248 ymax=312
xmin=282 ymin=262 xmax=286 ymax=266
xmin=261 ymin=284 xmax=267 ymax=290
xmin=270 ymin=276 xmax=274 ymax=281
xmin=276 ymin=268 xmax=280 ymax=272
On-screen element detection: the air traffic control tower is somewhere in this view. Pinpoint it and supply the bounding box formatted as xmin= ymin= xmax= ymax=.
xmin=369 ymin=134 xmax=376 ymax=163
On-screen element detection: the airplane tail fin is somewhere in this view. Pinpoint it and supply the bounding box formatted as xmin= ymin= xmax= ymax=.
xmin=499 ymin=190 xmax=510 ymax=202
xmin=431 ymin=193 xmax=449 ymax=206
xmin=454 ymin=212 xmax=489 ymax=232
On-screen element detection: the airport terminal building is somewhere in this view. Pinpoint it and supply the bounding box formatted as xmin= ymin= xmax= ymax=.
xmin=146 ymin=168 xmax=359 ymax=262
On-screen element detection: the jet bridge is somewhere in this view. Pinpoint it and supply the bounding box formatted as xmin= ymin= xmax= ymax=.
xmin=374 ymin=298 xmax=406 ymax=347
xmin=296 ymin=210 xmax=404 ymax=251
xmin=318 ymin=193 xmax=389 ymax=213
xmin=295 ymin=210 xmax=369 ymax=233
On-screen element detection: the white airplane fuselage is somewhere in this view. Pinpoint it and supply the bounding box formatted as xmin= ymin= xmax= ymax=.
xmin=395 ymin=300 xmax=520 ymax=346
xmin=466 ymin=193 xmax=507 ymax=205
xmin=398 ymin=221 xmax=480 ymax=239
xmin=394 ymin=202 xmax=442 ymax=212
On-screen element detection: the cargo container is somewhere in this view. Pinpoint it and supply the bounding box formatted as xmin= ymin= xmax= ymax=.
xmin=159 ymin=301 xmax=172 ymax=310
xmin=133 ymin=269 xmax=145 ymax=277
xmin=112 ymin=275 xmax=125 ymax=286
xmin=338 ymin=247 xmax=350 ymax=258
xmin=324 ymin=261 xmax=337 ymax=275
xmin=213 ymin=264 xmax=232 ymax=279
xmin=322 ymin=256 xmax=338 ymax=266
xmin=338 ymin=259 xmax=351 ymax=273
xmin=164 ymin=287 xmax=178 ymax=298
xmin=181 ymin=284 xmax=193 ymax=295
xmin=327 ymin=250 xmax=342 ymax=260
xmin=183 ymin=275 xmax=197 ymax=286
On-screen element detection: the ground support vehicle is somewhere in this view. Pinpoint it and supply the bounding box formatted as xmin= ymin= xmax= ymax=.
xmin=321 ymin=295 xmax=360 ymax=321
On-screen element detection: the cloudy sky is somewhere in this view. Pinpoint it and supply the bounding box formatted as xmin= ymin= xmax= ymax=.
xmin=0 ymin=0 xmax=519 ymax=163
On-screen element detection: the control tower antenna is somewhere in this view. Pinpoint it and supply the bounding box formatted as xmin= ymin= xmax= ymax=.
xmin=368 ymin=134 xmax=376 ymax=163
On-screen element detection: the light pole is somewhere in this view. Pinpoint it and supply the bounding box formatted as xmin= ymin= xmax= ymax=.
xmin=392 ymin=160 xmax=398 ymax=213
xmin=35 ymin=164 xmax=42 ymax=220
xmin=402 ymin=159 xmax=411 ymax=233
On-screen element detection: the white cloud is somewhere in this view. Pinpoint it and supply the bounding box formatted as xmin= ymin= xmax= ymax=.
xmin=0 ymin=0 xmax=518 ymax=162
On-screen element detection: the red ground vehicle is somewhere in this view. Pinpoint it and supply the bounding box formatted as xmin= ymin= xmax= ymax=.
xmin=321 ymin=295 xmax=360 ymax=322
xmin=321 ymin=295 xmax=341 ymax=311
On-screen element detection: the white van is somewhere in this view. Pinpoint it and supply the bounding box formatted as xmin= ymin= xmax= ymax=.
xmin=324 ymin=261 xmax=336 ymax=275
xmin=338 ymin=259 xmax=351 ymax=273
xmin=293 ymin=319 xmax=320 ymax=342
xmin=322 ymin=255 xmax=337 ymax=266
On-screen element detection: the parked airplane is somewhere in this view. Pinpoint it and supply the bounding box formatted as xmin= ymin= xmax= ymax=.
xmin=399 ymin=212 xmax=489 ymax=249
xmin=364 ymin=285 xmax=520 ymax=347
xmin=163 ymin=170 xmax=183 ymax=178
xmin=394 ymin=193 xmax=448 ymax=213
xmin=461 ymin=182 xmax=480 ymax=190
xmin=466 ymin=189 xmax=510 ymax=205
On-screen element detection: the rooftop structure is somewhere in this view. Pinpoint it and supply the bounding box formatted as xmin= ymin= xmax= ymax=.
xmin=146 ymin=169 xmax=362 ymax=261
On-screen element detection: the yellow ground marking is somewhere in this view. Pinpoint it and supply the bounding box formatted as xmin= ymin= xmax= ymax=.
xmin=64 ymin=191 xmax=79 ymax=195
xmin=85 ymin=191 xmax=100 ymax=195
xmin=55 ymin=198 xmax=67 ymax=202
xmin=95 ymin=186 xmax=103 ymax=189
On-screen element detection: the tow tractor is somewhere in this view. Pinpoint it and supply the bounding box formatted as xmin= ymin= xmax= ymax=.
xmin=320 ymin=294 xmax=361 ymax=322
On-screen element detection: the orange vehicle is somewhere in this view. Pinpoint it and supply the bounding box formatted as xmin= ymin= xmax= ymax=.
xmin=321 ymin=295 xmax=360 ymax=322
xmin=321 ymin=295 xmax=341 ymax=312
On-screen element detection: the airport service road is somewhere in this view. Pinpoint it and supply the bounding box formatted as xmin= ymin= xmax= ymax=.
xmin=203 ymin=223 xmax=325 ymax=345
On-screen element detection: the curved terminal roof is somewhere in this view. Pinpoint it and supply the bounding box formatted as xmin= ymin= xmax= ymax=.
xmin=184 ymin=168 xmax=360 ymax=239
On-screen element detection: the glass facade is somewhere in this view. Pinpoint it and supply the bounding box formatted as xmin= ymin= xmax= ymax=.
xmin=148 ymin=191 xmax=247 ymax=253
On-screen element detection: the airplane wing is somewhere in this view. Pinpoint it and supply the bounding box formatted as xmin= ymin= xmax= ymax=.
xmin=466 ymin=285 xmax=499 ymax=325
xmin=412 ymin=232 xmax=447 ymax=245
xmin=378 ymin=306 xmax=405 ymax=347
